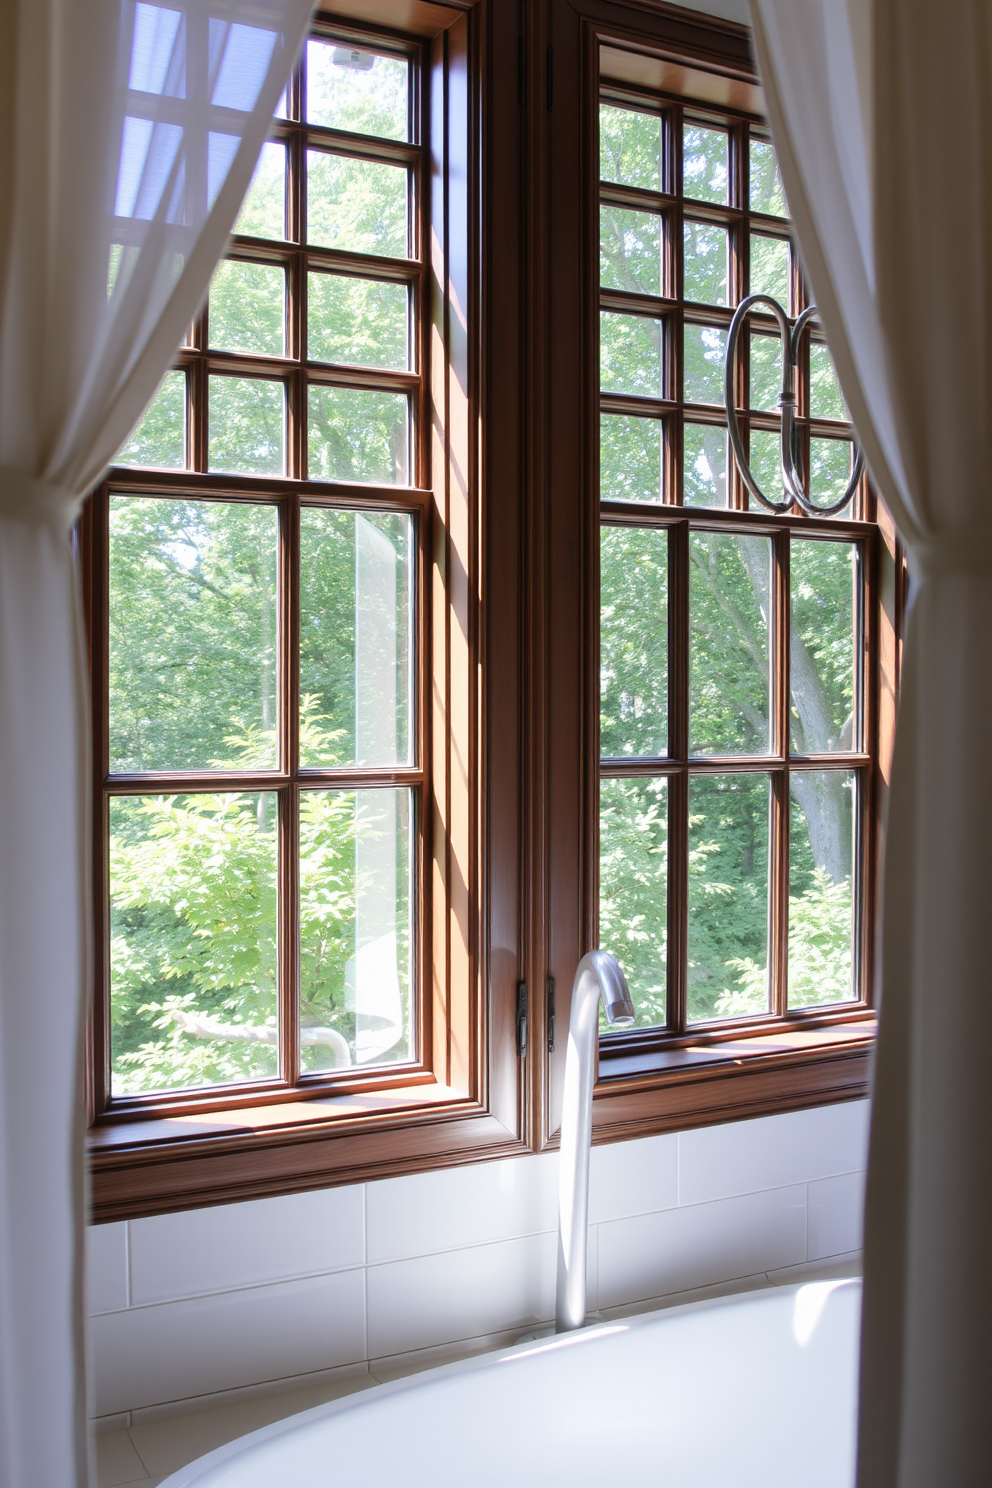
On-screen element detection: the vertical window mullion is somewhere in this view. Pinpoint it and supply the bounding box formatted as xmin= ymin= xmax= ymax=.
xmin=773 ymin=530 xmax=791 ymax=1016
xmin=280 ymin=495 xmax=300 ymax=1084
xmin=668 ymin=518 xmax=690 ymax=1033
xmin=672 ymin=105 xmax=685 ymax=505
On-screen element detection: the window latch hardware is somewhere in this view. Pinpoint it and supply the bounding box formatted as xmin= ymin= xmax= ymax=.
xmin=547 ymin=977 xmax=556 ymax=1052
xmin=516 ymin=981 xmax=528 ymax=1057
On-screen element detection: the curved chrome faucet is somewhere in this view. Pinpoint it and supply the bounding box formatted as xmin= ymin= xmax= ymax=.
xmin=555 ymin=950 xmax=635 ymax=1333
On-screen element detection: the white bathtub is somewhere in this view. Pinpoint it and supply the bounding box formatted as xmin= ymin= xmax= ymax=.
xmin=161 ymin=1279 xmax=861 ymax=1487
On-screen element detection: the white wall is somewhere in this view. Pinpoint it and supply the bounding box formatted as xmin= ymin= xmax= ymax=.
xmin=87 ymin=1100 xmax=868 ymax=1426
xmin=674 ymin=0 xmax=751 ymax=25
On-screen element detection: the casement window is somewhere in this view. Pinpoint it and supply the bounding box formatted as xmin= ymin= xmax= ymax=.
xmin=85 ymin=0 xmax=891 ymax=1220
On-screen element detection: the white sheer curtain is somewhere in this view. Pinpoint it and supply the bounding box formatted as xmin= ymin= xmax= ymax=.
xmin=750 ymin=3 xmax=992 ymax=1483
xmin=0 ymin=3 xmax=311 ymax=1482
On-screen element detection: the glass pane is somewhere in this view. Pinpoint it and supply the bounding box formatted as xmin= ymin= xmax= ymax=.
xmin=683 ymin=424 xmax=727 ymax=507
xmin=683 ymin=222 xmax=728 ymax=306
xmin=600 ymin=526 xmax=667 ymax=758
xmin=599 ymin=776 xmax=667 ymax=1028
xmin=117 ymin=370 xmax=185 ymax=468
xmin=684 ymin=324 xmax=726 ymax=405
xmin=308 ymin=273 xmax=409 ymax=369
xmin=749 ymin=332 xmax=781 ymax=411
xmin=791 ymin=540 xmax=857 ymax=754
xmin=688 ymin=774 xmax=770 ymax=1022
xmin=600 ymin=103 xmax=662 ymax=191
xmin=750 ymin=233 xmax=790 ymax=308
xmin=109 ymin=497 xmax=278 ymax=773
xmin=789 ymin=771 xmax=856 ymax=1007
xmin=308 ymin=386 xmax=410 ymax=485
xmin=209 ymin=261 xmax=284 ymax=357
xmin=748 ymin=428 xmax=782 ymax=505
xmin=234 ymin=141 xmax=286 ymax=239
xmin=690 ymin=531 xmax=772 ymax=754
xmin=300 ymin=787 xmax=412 ymax=1070
xmin=600 ymin=206 xmax=662 ymax=296
xmin=600 ymin=413 xmax=663 ymax=504
xmin=306 ymin=39 xmax=408 ymax=141
xmin=208 ymin=377 xmax=284 ymax=474
xmin=749 ymin=138 xmax=787 ymax=217
xmin=810 ymin=343 xmax=847 ymax=420
xmin=600 ymin=312 xmax=664 ymax=397
xmin=300 ymin=509 xmax=413 ymax=767
xmin=109 ymin=791 xmax=278 ymax=1095
xmin=307 ymin=151 xmax=408 ymax=259
xmin=809 ymin=437 xmax=854 ymax=510
xmin=683 ymin=124 xmax=729 ymax=204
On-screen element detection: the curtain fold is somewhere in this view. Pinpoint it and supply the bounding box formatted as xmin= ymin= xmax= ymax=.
xmin=0 ymin=4 xmax=312 ymax=1483
xmin=750 ymin=3 xmax=992 ymax=1484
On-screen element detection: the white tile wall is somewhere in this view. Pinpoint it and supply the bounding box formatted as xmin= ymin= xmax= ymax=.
xmin=88 ymin=1099 xmax=869 ymax=1421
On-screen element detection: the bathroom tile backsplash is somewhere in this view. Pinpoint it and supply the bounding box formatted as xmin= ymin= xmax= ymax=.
xmin=87 ymin=1100 xmax=869 ymax=1421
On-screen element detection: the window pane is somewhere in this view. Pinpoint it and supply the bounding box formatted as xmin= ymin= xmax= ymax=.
xmin=209 ymin=261 xmax=284 ymax=357
xmin=600 ymin=206 xmax=662 ymax=296
xmin=600 ymin=413 xmax=663 ymax=504
xmin=307 ymin=151 xmax=408 ymax=258
xmin=599 ymin=776 xmax=667 ymax=1028
xmin=810 ymin=343 xmax=846 ymax=421
xmin=208 ymin=377 xmax=284 ymax=474
xmin=749 ymin=138 xmax=787 ymax=217
xmin=684 ymin=324 xmax=726 ymax=405
xmin=600 ymin=526 xmax=667 ymax=758
xmin=809 ymin=437 xmax=854 ymax=510
xmin=750 ymin=233 xmax=790 ymax=308
xmin=688 ymin=774 xmax=770 ymax=1022
xmin=300 ymin=509 xmax=413 ymax=767
xmin=109 ymin=792 xmax=278 ymax=1095
xmin=749 ymin=332 xmax=781 ymax=411
xmin=600 ymin=312 xmax=664 ymax=397
xmin=683 ymin=124 xmax=728 ymax=204
xmin=683 ymin=424 xmax=727 ymax=507
xmin=683 ymin=222 xmax=728 ymax=306
xmin=748 ymin=428 xmax=781 ymax=505
xmin=109 ymin=497 xmax=278 ymax=773
xmin=308 ymin=386 xmax=410 ymax=484
xmin=690 ymin=532 xmax=772 ymax=754
xmin=789 ymin=771 xmax=856 ymax=1007
xmin=600 ymin=103 xmax=662 ymax=191
xmin=308 ymin=273 xmax=409 ymax=369
xmin=117 ymin=370 xmax=185 ymax=468
xmin=306 ymin=40 xmax=408 ymax=141
xmin=300 ymin=787 xmax=412 ymax=1071
xmin=234 ymin=141 xmax=286 ymax=239
xmin=791 ymin=540 xmax=857 ymax=754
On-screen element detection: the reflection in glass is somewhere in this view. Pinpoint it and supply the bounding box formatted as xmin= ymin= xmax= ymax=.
xmin=789 ymin=771 xmax=855 ymax=1007
xmin=118 ymin=370 xmax=186 ymax=468
xmin=684 ymin=324 xmax=726 ymax=405
xmin=683 ymin=124 xmax=728 ymax=203
xmin=810 ymin=343 xmax=846 ymax=420
xmin=683 ymin=222 xmax=728 ymax=306
xmin=208 ymin=376 xmax=284 ymax=474
xmin=600 ymin=525 xmax=667 ymax=758
xmin=690 ymin=531 xmax=771 ymax=754
xmin=600 ymin=206 xmax=662 ymax=297
xmin=683 ymin=424 xmax=726 ymax=507
xmin=750 ymin=233 xmax=790 ymax=307
xmin=600 ymin=413 xmax=663 ymax=504
xmin=791 ymin=540 xmax=857 ymax=753
xmin=308 ymin=273 xmax=409 ymax=369
xmin=109 ymin=792 xmax=278 ymax=1094
xmin=234 ymin=141 xmax=286 ymax=239
xmin=109 ymin=497 xmax=278 ymax=772
xmin=209 ymin=261 xmax=284 ymax=356
xmin=748 ymin=428 xmax=781 ymax=504
xmin=307 ymin=151 xmax=408 ymax=258
xmin=749 ymin=332 xmax=781 ymax=411
xmin=600 ymin=312 xmax=664 ymax=397
xmin=600 ymin=104 xmax=662 ymax=191
xmin=308 ymin=386 xmax=409 ymax=484
xmin=749 ymin=138 xmax=787 ymax=216
xmin=809 ymin=438 xmax=854 ymax=509
xmin=299 ymin=788 xmax=412 ymax=1070
xmin=600 ymin=776 xmax=667 ymax=1028
xmin=688 ymin=774 xmax=770 ymax=1022
xmin=306 ymin=40 xmax=408 ymax=140
xmin=300 ymin=509 xmax=413 ymax=767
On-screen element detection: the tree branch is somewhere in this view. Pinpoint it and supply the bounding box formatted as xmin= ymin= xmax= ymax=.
xmin=173 ymin=1009 xmax=352 ymax=1066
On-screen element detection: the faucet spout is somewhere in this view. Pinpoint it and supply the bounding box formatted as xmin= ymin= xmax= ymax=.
xmin=555 ymin=950 xmax=634 ymax=1333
